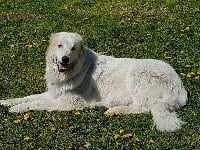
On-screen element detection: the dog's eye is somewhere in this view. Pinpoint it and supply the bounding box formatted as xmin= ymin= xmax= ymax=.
xmin=57 ymin=44 xmax=62 ymax=48
xmin=71 ymin=46 xmax=76 ymax=51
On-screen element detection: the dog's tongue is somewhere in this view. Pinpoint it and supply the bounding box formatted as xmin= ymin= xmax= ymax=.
xmin=57 ymin=62 xmax=68 ymax=72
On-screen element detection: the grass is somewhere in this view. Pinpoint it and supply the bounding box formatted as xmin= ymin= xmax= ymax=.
xmin=0 ymin=0 xmax=199 ymax=149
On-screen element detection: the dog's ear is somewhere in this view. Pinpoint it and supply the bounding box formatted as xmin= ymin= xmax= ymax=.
xmin=76 ymin=34 xmax=84 ymax=58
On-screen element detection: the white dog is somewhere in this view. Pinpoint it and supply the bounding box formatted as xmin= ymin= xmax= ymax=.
xmin=0 ymin=32 xmax=188 ymax=132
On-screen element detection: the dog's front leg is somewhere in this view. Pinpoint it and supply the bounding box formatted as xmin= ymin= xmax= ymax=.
xmin=8 ymin=98 xmax=59 ymax=113
xmin=0 ymin=92 xmax=48 ymax=107
xmin=8 ymin=97 xmax=87 ymax=113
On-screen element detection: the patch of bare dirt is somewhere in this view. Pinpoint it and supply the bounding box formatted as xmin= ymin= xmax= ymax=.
xmin=119 ymin=6 xmax=168 ymax=17
xmin=4 ymin=13 xmax=48 ymax=21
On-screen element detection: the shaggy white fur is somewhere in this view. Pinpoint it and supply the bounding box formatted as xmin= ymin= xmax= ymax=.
xmin=0 ymin=32 xmax=188 ymax=132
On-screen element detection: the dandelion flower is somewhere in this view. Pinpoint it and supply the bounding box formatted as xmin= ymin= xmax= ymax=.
xmin=86 ymin=129 xmax=91 ymax=132
xmin=114 ymin=134 xmax=120 ymax=139
xmin=4 ymin=118 xmax=8 ymax=123
xmin=13 ymin=119 xmax=21 ymax=124
xmin=119 ymin=129 xmax=125 ymax=134
xmin=149 ymin=138 xmax=155 ymax=144
xmin=108 ymin=111 xmax=115 ymax=117
xmin=33 ymin=42 xmax=39 ymax=47
xmin=63 ymin=4 xmax=73 ymax=9
xmin=10 ymin=44 xmax=15 ymax=48
xmin=26 ymin=44 xmax=33 ymax=48
xmin=97 ymin=51 xmax=107 ymax=55
xmin=186 ymin=72 xmax=195 ymax=78
xmin=50 ymin=127 xmax=57 ymax=132
xmin=96 ymin=118 xmax=100 ymax=122
xmin=122 ymin=133 xmax=132 ymax=139
xmin=133 ymin=137 xmax=140 ymax=142
xmin=185 ymin=26 xmax=190 ymax=31
xmin=3 ymin=34 xmax=6 ymax=38
xmin=185 ymin=64 xmax=191 ymax=68
xmin=23 ymin=113 xmax=30 ymax=121
xmin=52 ymin=115 xmax=56 ymax=122
xmin=74 ymin=111 xmax=81 ymax=115
xmin=83 ymin=18 xmax=89 ymax=21
xmin=180 ymin=73 xmax=186 ymax=76
xmin=180 ymin=50 xmax=185 ymax=54
xmin=23 ymin=136 xmax=31 ymax=141
xmin=69 ymin=125 xmax=74 ymax=129
xmin=11 ymin=54 xmax=15 ymax=58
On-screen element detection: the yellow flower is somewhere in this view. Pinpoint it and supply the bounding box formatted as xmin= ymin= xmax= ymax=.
xmin=74 ymin=111 xmax=81 ymax=115
xmin=149 ymin=138 xmax=156 ymax=144
xmin=96 ymin=118 xmax=101 ymax=122
xmin=180 ymin=50 xmax=185 ymax=54
xmin=197 ymin=71 xmax=200 ymax=75
xmin=4 ymin=118 xmax=8 ymax=123
xmin=26 ymin=44 xmax=33 ymax=48
xmin=83 ymin=18 xmax=89 ymax=21
xmin=108 ymin=111 xmax=115 ymax=117
xmin=13 ymin=119 xmax=21 ymax=124
xmin=23 ymin=136 xmax=31 ymax=141
xmin=165 ymin=56 xmax=171 ymax=59
xmin=122 ymin=133 xmax=132 ymax=139
xmin=119 ymin=129 xmax=125 ymax=134
xmin=86 ymin=129 xmax=91 ymax=132
xmin=97 ymin=51 xmax=107 ymax=55
xmin=2 ymin=34 xmax=6 ymax=38
xmin=114 ymin=134 xmax=120 ymax=139
xmin=69 ymin=125 xmax=74 ymax=129
xmin=180 ymin=73 xmax=186 ymax=76
xmin=50 ymin=127 xmax=57 ymax=132
xmin=18 ymin=32 xmax=22 ymax=37
xmin=11 ymin=54 xmax=15 ymax=58
xmin=185 ymin=64 xmax=191 ymax=68
xmin=10 ymin=44 xmax=15 ymax=48
xmin=52 ymin=115 xmax=56 ymax=122
xmin=23 ymin=113 xmax=30 ymax=121
xmin=186 ymin=73 xmax=192 ymax=78
xmin=194 ymin=76 xmax=199 ymax=79
xmin=190 ymin=72 xmax=195 ymax=75
xmin=133 ymin=137 xmax=140 ymax=142
xmin=33 ymin=42 xmax=39 ymax=47
xmin=63 ymin=4 xmax=73 ymax=9
xmin=184 ymin=26 xmax=190 ymax=31
xmin=186 ymin=72 xmax=195 ymax=78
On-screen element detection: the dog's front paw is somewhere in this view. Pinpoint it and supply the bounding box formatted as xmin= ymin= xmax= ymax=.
xmin=0 ymin=100 xmax=13 ymax=106
xmin=0 ymin=98 xmax=26 ymax=106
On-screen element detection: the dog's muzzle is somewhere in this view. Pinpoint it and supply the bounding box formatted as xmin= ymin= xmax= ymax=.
xmin=56 ymin=56 xmax=71 ymax=73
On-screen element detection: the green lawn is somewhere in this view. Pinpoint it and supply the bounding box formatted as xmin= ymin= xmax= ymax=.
xmin=0 ymin=0 xmax=199 ymax=149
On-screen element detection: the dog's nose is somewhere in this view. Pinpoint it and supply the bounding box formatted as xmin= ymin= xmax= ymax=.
xmin=62 ymin=56 xmax=69 ymax=63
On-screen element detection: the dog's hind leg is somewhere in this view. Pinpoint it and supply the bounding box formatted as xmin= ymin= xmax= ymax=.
xmin=150 ymin=100 xmax=186 ymax=132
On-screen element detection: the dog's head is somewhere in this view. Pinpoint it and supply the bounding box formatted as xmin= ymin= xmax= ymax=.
xmin=46 ymin=32 xmax=85 ymax=81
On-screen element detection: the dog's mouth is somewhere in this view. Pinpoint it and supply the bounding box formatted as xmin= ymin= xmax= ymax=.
xmin=56 ymin=60 xmax=71 ymax=73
